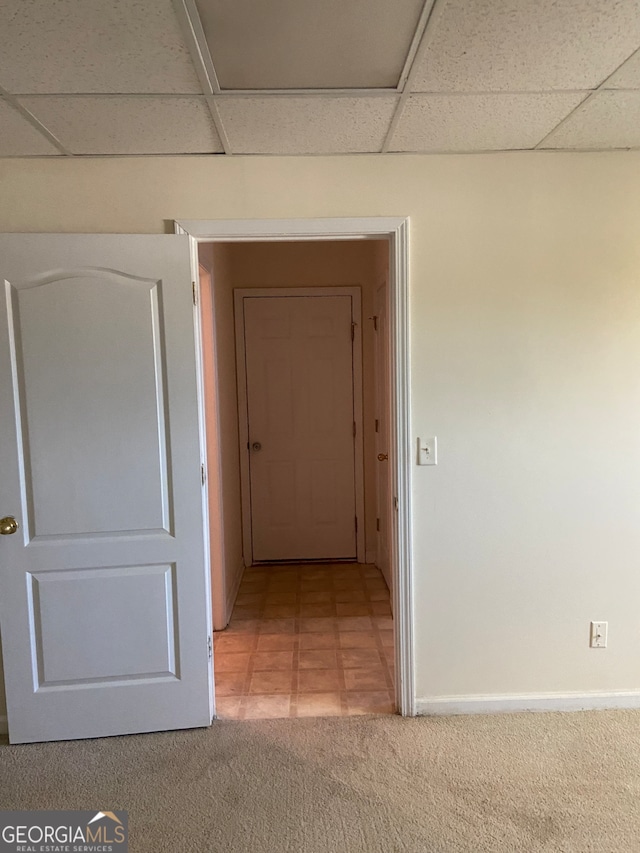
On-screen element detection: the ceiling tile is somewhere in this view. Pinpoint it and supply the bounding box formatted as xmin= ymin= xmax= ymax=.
xmin=412 ymin=0 xmax=640 ymax=92
xmin=540 ymin=91 xmax=640 ymax=149
xmin=196 ymin=0 xmax=425 ymax=89
xmin=390 ymin=93 xmax=587 ymax=152
xmin=0 ymin=0 xmax=201 ymax=94
xmin=19 ymin=97 xmax=223 ymax=155
xmin=216 ymin=96 xmax=398 ymax=154
xmin=0 ymin=99 xmax=60 ymax=156
xmin=603 ymin=48 xmax=640 ymax=88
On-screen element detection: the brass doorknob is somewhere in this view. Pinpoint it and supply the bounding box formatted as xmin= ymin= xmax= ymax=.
xmin=0 ymin=516 xmax=18 ymax=535
xmin=377 ymin=453 xmax=388 ymax=462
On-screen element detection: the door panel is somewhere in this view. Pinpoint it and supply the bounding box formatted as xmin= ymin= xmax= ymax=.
xmin=8 ymin=271 xmax=170 ymax=539
xmin=243 ymin=295 xmax=356 ymax=561
xmin=31 ymin=563 xmax=177 ymax=685
xmin=0 ymin=234 xmax=211 ymax=743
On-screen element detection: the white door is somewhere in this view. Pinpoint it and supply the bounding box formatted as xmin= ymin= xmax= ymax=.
xmin=374 ymin=282 xmax=392 ymax=592
xmin=241 ymin=295 xmax=357 ymax=562
xmin=0 ymin=234 xmax=212 ymax=744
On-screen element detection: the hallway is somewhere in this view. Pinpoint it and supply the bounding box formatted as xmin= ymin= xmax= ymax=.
xmin=213 ymin=563 xmax=395 ymax=719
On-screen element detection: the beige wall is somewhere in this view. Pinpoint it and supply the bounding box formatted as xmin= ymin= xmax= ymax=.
xmin=207 ymin=243 xmax=245 ymax=625
xmin=371 ymin=240 xmax=391 ymax=589
xmin=2 ymin=152 xmax=640 ymax=714
xmin=198 ymin=245 xmax=232 ymax=630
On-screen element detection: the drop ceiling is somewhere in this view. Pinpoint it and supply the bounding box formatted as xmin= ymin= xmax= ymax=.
xmin=1 ymin=0 xmax=640 ymax=157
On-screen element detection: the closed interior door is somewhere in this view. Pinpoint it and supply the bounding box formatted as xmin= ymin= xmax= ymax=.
xmin=243 ymin=295 xmax=357 ymax=561
xmin=0 ymin=234 xmax=212 ymax=744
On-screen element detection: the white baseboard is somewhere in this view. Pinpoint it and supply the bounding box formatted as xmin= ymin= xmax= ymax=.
xmin=0 ymin=714 xmax=7 ymax=735
xmin=416 ymin=690 xmax=640 ymax=716
xmin=225 ymin=562 xmax=244 ymax=626
xmin=365 ymin=549 xmax=376 ymax=565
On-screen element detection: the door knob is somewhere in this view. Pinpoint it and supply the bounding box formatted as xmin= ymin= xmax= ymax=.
xmin=0 ymin=516 xmax=18 ymax=535
xmin=377 ymin=453 xmax=388 ymax=462
xmin=252 ymin=442 xmax=262 ymax=451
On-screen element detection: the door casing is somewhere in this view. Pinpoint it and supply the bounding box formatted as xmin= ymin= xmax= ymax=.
xmin=176 ymin=217 xmax=415 ymax=717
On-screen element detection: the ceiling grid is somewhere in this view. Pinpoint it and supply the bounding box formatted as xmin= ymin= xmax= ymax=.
xmin=1 ymin=0 xmax=640 ymax=157
xmin=536 ymin=45 xmax=640 ymax=149
xmin=381 ymin=0 xmax=449 ymax=153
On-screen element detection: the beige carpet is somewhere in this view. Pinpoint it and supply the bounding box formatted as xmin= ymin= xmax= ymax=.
xmin=2 ymin=711 xmax=640 ymax=852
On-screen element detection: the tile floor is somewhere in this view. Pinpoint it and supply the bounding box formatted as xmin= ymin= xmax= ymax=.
xmin=213 ymin=562 xmax=395 ymax=719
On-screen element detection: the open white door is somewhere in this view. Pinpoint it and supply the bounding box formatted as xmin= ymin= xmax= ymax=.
xmin=0 ymin=234 xmax=212 ymax=744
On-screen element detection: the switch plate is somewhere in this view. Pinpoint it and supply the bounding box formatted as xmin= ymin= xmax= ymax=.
xmin=417 ymin=436 xmax=437 ymax=465
xmin=590 ymin=621 xmax=608 ymax=648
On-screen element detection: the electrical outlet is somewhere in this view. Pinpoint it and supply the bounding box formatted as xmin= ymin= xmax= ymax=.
xmin=590 ymin=621 xmax=608 ymax=648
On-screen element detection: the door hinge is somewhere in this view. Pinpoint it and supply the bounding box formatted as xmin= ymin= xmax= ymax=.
xmin=208 ymin=635 xmax=213 ymax=660
xmin=201 ymin=463 xmax=206 ymax=486
xmin=192 ymin=281 xmax=197 ymax=306
xmin=393 ymin=496 xmax=399 ymax=512
xmin=353 ymin=421 xmax=356 ymax=438
xmin=355 ymin=516 xmax=358 ymax=533
xmin=375 ymin=418 xmax=379 ymax=433
xmin=372 ymin=315 xmax=378 ymax=331
xmin=351 ymin=322 xmax=356 ymax=342
xmin=376 ymin=517 xmax=380 ymax=532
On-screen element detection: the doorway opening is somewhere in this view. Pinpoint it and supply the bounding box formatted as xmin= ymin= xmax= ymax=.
xmin=177 ymin=217 xmax=414 ymax=719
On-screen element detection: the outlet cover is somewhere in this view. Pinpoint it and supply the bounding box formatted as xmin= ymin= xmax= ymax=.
xmin=590 ymin=621 xmax=608 ymax=648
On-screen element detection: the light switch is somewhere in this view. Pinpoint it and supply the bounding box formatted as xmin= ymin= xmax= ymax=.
xmin=590 ymin=621 xmax=607 ymax=648
xmin=417 ymin=437 xmax=437 ymax=465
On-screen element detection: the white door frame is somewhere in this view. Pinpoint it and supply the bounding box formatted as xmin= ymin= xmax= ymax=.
xmin=175 ymin=217 xmax=415 ymax=717
xmin=234 ymin=286 xmax=366 ymax=566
